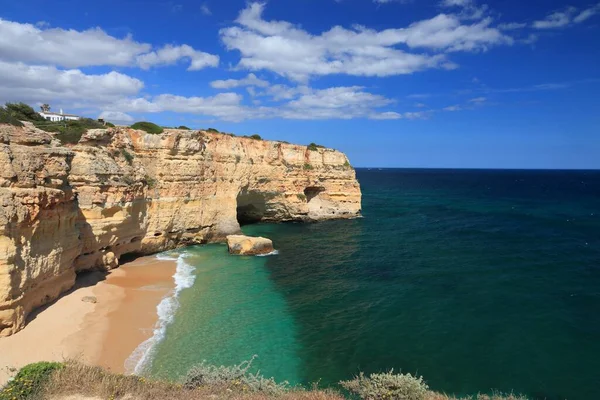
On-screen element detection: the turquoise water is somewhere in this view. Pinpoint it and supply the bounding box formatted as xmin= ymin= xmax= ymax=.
xmin=147 ymin=169 xmax=600 ymax=399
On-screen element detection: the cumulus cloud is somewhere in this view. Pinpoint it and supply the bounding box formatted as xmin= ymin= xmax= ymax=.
xmin=98 ymin=111 xmax=134 ymax=123
xmin=104 ymin=85 xmax=407 ymax=122
xmin=0 ymin=18 xmax=218 ymax=70
xmin=136 ymin=44 xmax=219 ymax=70
xmin=210 ymin=73 xmax=269 ymax=89
xmin=0 ymin=61 xmax=143 ymax=105
xmin=219 ymin=2 xmax=511 ymax=81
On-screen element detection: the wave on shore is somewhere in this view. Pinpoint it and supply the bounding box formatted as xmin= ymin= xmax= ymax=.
xmin=125 ymin=252 xmax=196 ymax=375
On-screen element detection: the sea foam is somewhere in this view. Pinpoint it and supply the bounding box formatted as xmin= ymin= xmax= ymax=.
xmin=256 ymin=249 xmax=280 ymax=257
xmin=124 ymin=252 xmax=196 ymax=375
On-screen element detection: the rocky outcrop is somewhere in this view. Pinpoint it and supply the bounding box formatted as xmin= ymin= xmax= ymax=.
xmin=0 ymin=124 xmax=361 ymax=336
xmin=226 ymin=235 xmax=274 ymax=256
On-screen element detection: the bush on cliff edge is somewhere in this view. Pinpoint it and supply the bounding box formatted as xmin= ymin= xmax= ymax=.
xmin=131 ymin=121 xmax=164 ymax=135
xmin=0 ymin=361 xmax=63 ymax=399
xmin=0 ymin=106 xmax=24 ymax=127
xmin=341 ymin=371 xmax=429 ymax=400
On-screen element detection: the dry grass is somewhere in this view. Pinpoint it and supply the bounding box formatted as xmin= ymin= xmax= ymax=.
xmin=40 ymin=361 xmax=344 ymax=400
xmin=2 ymin=361 xmax=528 ymax=400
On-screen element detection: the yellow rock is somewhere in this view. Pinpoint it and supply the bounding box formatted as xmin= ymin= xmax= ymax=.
xmin=0 ymin=125 xmax=362 ymax=336
xmin=226 ymin=235 xmax=274 ymax=256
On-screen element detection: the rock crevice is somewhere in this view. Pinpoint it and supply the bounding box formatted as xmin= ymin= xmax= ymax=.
xmin=0 ymin=125 xmax=361 ymax=336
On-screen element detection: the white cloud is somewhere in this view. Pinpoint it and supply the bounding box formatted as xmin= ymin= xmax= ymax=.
xmin=531 ymin=4 xmax=600 ymax=29
xmin=201 ymin=3 xmax=212 ymax=16
xmin=415 ymin=103 xmax=427 ymax=108
xmin=369 ymin=111 xmax=403 ymax=119
xmin=136 ymin=44 xmax=219 ymax=70
xmin=106 ymin=85 xmax=406 ymax=122
xmin=0 ymin=18 xmax=218 ymax=71
xmin=498 ymin=22 xmax=527 ymax=30
xmin=219 ymin=2 xmax=511 ymax=81
xmin=210 ymin=73 xmax=269 ymax=89
xmin=441 ymin=0 xmax=473 ymax=7
xmin=0 ymin=61 xmax=143 ymax=105
xmin=98 ymin=111 xmax=134 ymax=123
xmin=0 ymin=18 xmax=150 ymax=68
xmin=443 ymin=105 xmax=462 ymax=111
xmin=574 ymin=2 xmax=600 ymax=23
xmin=469 ymin=96 xmax=486 ymax=103
xmin=533 ymin=7 xmax=577 ymax=29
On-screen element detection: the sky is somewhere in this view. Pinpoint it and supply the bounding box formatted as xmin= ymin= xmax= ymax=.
xmin=0 ymin=0 xmax=599 ymax=169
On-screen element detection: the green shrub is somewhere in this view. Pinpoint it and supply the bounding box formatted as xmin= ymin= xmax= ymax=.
xmin=0 ymin=362 xmax=63 ymax=399
xmin=207 ymin=128 xmax=219 ymax=133
xmin=33 ymin=118 xmax=105 ymax=145
xmin=145 ymin=175 xmax=157 ymax=188
xmin=308 ymin=142 xmax=325 ymax=151
xmin=105 ymin=122 xmax=116 ymax=127
xmin=177 ymin=125 xmax=190 ymax=130
xmin=131 ymin=121 xmax=164 ymax=135
xmin=183 ymin=356 xmax=289 ymax=395
xmin=297 ymin=193 xmax=307 ymax=201
xmin=0 ymin=107 xmax=24 ymax=126
xmin=340 ymin=371 xmax=428 ymax=400
xmin=121 ymin=149 xmax=134 ymax=164
xmin=344 ymin=160 xmax=351 ymax=167
xmin=304 ymin=163 xmax=314 ymax=170
xmin=4 ymin=102 xmax=44 ymax=122
xmin=249 ymin=134 xmax=262 ymax=140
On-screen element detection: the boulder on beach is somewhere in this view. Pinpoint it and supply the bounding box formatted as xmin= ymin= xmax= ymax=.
xmin=226 ymin=235 xmax=274 ymax=256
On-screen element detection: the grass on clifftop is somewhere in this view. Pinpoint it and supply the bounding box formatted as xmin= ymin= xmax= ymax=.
xmin=1 ymin=361 xmax=529 ymax=400
xmin=130 ymin=121 xmax=164 ymax=135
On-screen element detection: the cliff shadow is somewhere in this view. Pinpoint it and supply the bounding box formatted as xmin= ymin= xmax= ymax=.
xmin=25 ymin=270 xmax=106 ymax=325
xmin=236 ymin=190 xmax=268 ymax=226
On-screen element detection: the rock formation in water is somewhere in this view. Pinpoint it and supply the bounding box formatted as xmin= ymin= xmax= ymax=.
xmin=226 ymin=235 xmax=274 ymax=256
xmin=0 ymin=123 xmax=361 ymax=336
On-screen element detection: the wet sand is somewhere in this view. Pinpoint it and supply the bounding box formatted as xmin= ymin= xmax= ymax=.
xmin=0 ymin=255 xmax=176 ymax=385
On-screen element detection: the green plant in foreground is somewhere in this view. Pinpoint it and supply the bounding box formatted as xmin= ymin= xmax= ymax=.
xmin=0 ymin=362 xmax=63 ymax=400
xmin=304 ymin=163 xmax=314 ymax=170
xmin=340 ymin=371 xmax=429 ymax=400
xmin=183 ymin=356 xmax=290 ymax=395
xmin=131 ymin=121 xmax=164 ymax=135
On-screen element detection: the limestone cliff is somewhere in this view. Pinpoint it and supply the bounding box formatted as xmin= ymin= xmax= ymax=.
xmin=0 ymin=124 xmax=361 ymax=336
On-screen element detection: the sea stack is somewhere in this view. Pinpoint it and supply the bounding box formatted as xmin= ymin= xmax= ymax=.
xmin=226 ymin=235 xmax=274 ymax=256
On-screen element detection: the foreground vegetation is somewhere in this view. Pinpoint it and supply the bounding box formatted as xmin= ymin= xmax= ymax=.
xmin=0 ymin=361 xmax=529 ymax=400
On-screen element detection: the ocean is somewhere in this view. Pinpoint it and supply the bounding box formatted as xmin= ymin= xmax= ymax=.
xmin=132 ymin=169 xmax=600 ymax=400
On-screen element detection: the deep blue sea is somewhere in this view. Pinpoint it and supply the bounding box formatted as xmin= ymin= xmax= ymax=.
xmin=134 ymin=169 xmax=600 ymax=400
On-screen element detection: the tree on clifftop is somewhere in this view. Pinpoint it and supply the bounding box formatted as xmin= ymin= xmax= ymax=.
xmin=40 ymin=104 xmax=51 ymax=113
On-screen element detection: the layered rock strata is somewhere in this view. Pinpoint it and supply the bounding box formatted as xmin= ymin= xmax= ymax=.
xmin=0 ymin=124 xmax=361 ymax=336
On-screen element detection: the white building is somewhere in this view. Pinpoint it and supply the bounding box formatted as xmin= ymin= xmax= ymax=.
xmin=39 ymin=109 xmax=80 ymax=122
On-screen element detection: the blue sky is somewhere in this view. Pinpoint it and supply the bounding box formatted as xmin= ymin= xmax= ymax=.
xmin=1 ymin=0 xmax=599 ymax=168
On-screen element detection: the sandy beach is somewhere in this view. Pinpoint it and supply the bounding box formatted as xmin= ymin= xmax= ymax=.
xmin=0 ymin=255 xmax=176 ymax=386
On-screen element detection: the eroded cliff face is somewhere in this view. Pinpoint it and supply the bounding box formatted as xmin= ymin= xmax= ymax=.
xmin=0 ymin=124 xmax=361 ymax=336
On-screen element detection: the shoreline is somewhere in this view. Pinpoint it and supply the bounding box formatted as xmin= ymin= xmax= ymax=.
xmin=0 ymin=255 xmax=177 ymax=385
